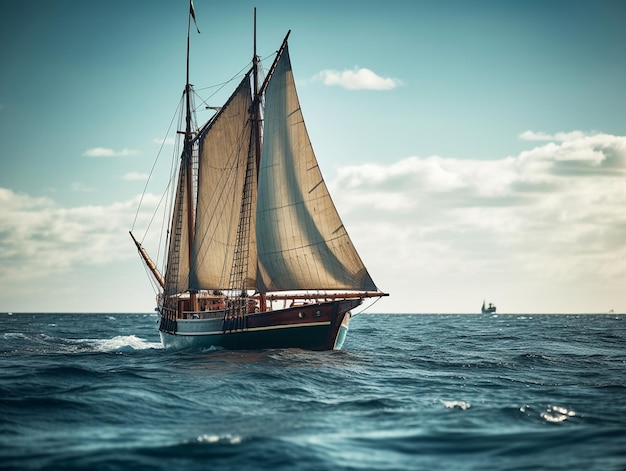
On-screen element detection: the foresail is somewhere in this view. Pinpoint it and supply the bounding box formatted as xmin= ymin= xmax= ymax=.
xmin=189 ymin=76 xmax=257 ymax=291
xmin=164 ymin=160 xmax=192 ymax=296
xmin=256 ymin=45 xmax=378 ymax=293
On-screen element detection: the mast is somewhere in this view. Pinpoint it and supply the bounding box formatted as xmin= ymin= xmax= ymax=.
xmin=184 ymin=5 xmax=197 ymax=309
xmin=252 ymin=8 xmax=268 ymax=312
xmin=253 ymin=8 xmax=262 ymax=178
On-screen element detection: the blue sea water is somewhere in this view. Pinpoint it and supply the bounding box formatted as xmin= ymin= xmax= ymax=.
xmin=1 ymin=313 xmax=625 ymax=471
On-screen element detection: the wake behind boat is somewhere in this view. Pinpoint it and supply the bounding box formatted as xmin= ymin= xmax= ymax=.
xmin=130 ymin=5 xmax=387 ymax=350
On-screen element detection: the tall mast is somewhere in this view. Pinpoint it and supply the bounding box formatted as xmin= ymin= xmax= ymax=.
xmin=252 ymin=8 xmax=267 ymax=311
xmin=184 ymin=6 xmax=194 ymax=251
xmin=184 ymin=6 xmax=197 ymax=308
xmin=253 ymin=8 xmax=262 ymax=177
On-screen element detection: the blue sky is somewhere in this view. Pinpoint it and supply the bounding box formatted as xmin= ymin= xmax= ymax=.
xmin=1 ymin=0 xmax=625 ymax=313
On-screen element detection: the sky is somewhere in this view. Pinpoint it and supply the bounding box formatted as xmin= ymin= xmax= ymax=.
xmin=1 ymin=0 xmax=625 ymax=314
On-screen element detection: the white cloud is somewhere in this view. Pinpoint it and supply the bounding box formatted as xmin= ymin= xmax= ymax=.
xmin=123 ymin=172 xmax=149 ymax=181
xmin=0 ymin=188 xmax=163 ymax=282
xmin=153 ymin=137 xmax=176 ymax=146
xmin=71 ymin=182 xmax=92 ymax=192
xmin=0 ymin=187 xmax=167 ymax=311
xmin=83 ymin=147 xmax=141 ymax=157
xmin=519 ymin=130 xmax=587 ymax=142
xmin=313 ymin=67 xmax=401 ymax=90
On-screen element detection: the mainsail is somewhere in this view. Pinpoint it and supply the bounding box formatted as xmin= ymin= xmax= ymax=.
xmin=256 ymin=46 xmax=377 ymax=293
xmin=189 ymin=75 xmax=257 ymax=292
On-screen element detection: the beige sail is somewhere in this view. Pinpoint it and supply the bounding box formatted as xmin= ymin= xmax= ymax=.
xmin=189 ymin=76 xmax=257 ymax=291
xmin=164 ymin=160 xmax=192 ymax=296
xmin=256 ymin=46 xmax=377 ymax=292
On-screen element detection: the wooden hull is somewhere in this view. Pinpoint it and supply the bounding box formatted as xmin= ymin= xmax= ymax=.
xmin=158 ymin=298 xmax=360 ymax=351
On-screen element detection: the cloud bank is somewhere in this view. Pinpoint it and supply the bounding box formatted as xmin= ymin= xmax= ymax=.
xmin=1 ymin=131 xmax=625 ymax=312
xmin=313 ymin=67 xmax=401 ymax=90
xmin=331 ymin=131 xmax=626 ymax=312
xmin=0 ymin=190 xmax=147 ymax=279
xmin=0 ymin=187 xmax=164 ymax=310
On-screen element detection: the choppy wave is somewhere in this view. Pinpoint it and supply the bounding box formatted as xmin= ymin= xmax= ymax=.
xmin=2 ymin=330 xmax=161 ymax=355
xmin=1 ymin=313 xmax=625 ymax=470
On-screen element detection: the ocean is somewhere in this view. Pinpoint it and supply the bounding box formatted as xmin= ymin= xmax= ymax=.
xmin=1 ymin=313 xmax=625 ymax=470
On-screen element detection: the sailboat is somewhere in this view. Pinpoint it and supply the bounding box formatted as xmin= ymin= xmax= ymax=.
xmin=130 ymin=6 xmax=387 ymax=350
xmin=481 ymin=300 xmax=496 ymax=314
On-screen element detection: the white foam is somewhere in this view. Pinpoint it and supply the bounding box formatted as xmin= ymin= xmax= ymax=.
xmin=540 ymin=405 xmax=576 ymax=423
xmin=200 ymin=345 xmax=224 ymax=353
xmin=3 ymin=332 xmax=28 ymax=340
xmin=196 ymin=434 xmax=241 ymax=445
xmin=442 ymin=400 xmax=471 ymax=410
xmin=92 ymin=335 xmax=162 ymax=352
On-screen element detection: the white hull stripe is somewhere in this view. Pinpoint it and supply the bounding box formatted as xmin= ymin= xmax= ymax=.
xmin=170 ymin=320 xmax=332 ymax=337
